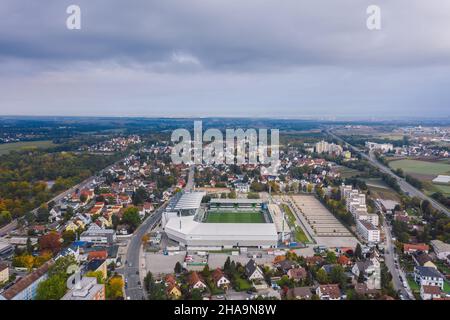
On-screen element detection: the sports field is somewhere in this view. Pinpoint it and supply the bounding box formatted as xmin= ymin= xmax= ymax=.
xmin=389 ymin=159 xmax=450 ymax=176
xmin=205 ymin=211 xmax=265 ymax=223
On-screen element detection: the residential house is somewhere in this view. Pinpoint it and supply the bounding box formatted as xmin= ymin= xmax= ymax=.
xmin=338 ymin=255 xmax=352 ymax=267
xmin=56 ymin=245 xmax=80 ymax=262
xmin=276 ymin=259 xmax=297 ymax=273
xmin=316 ymin=284 xmax=341 ymax=300
xmin=88 ymin=250 xmax=108 ymax=261
xmin=80 ymin=224 xmax=116 ymax=245
xmin=187 ymin=272 xmax=207 ymax=291
xmin=0 ymin=260 xmax=53 ymax=300
xmin=212 ymin=269 xmax=230 ymax=290
xmin=430 ymin=240 xmax=450 ymax=260
xmin=420 ymin=285 xmax=443 ymax=300
xmin=245 ymin=259 xmax=265 ymax=281
xmin=412 ymin=251 xmax=437 ymax=269
xmin=404 ymin=243 xmax=430 ymax=254
xmin=305 ymin=256 xmax=323 ymax=266
xmin=351 ymin=257 xmax=381 ymax=290
xmin=414 ymin=266 xmax=444 ymax=289
xmin=286 ymin=286 xmax=313 ymax=300
xmin=166 ymin=283 xmax=182 ymax=299
xmin=86 ymin=259 xmax=107 ymax=280
xmin=49 ymin=207 xmax=62 ymax=222
xmin=165 ymin=274 xmax=177 ymax=287
xmin=287 ymin=267 xmax=307 ymax=282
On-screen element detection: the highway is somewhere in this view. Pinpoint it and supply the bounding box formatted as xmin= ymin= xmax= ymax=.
xmin=122 ymin=165 xmax=195 ymax=300
xmin=327 ymin=130 xmax=450 ymax=217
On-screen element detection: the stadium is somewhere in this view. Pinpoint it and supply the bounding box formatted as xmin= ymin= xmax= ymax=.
xmin=163 ymin=192 xmax=279 ymax=249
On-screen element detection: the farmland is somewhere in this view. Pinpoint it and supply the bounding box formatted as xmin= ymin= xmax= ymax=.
xmin=388 ymin=159 xmax=450 ymax=177
xmin=0 ymin=140 xmax=57 ymax=155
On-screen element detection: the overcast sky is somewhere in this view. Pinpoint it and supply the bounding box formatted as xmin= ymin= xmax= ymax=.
xmin=1 ymin=1 xmax=450 ymax=119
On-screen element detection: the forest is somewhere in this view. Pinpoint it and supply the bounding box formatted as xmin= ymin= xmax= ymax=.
xmin=0 ymin=149 xmax=119 ymax=225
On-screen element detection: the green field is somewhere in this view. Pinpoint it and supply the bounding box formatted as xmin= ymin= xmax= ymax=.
xmin=281 ymin=204 xmax=310 ymax=243
xmin=389 ymin=159 xmax=450 ymax=176
xmin=0 ymin=140 xmax=57 ymax=155
xmin=338 ymin=167 xmax=360 ymax=178
xmin=205 ymin=211 xmax=265 ymax=223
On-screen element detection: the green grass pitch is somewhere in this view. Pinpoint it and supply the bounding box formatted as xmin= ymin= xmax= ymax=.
xmin=205 ymin=211 xmax=265 ymax=223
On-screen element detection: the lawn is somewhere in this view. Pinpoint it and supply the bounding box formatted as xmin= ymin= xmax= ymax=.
xmin=338 ymin=167 xmax=360 ymax=178
xmin=205 ymin=211 xmax=265 ymax=223
xmin=389 ymin=159 xmax=450 ymax=176
xmin=407 ymin=276 xmax=420 ymax=293
xmin=444 ymin=281 xmax=450 ymax=294
xmin=281 ymin=204 xmax=310 ymax=243
xmin=0 ymin=140 xmax=57 ymax=155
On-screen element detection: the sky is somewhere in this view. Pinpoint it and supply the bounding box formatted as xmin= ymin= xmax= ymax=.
xmin=1 ymin=0 xmax=450 ymax=119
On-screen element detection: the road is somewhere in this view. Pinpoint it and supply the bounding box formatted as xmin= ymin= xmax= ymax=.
xmin=121 ymin=204 xmax=166 ymax=300
xmin=327 ymin=130 xmax=450 ymax=217
xmin=122 ymin=165 xmax=195 ymax=300
xmin=382 ymin=216 xmax=414 ymax=300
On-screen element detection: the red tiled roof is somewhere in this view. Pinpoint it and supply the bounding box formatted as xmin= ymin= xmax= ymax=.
xmin=88 ymin=250 xmax=108 ymax=261
xmin=187 ymin=272 xmax=205 ymax=286
xmin=404 ymin=243 xmax=429 ymax=252
xmin=422 ymin=285 xmax=442 ymax=295
xmin=319 ymin=284 xmax=341 ymax=299
xmin=212 ymin=268 xmax=227 ymax=283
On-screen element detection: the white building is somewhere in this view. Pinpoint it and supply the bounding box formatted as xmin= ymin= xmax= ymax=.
xmin=365 ymin=141 xmax=394 ymax=153
xmin=80 ymin=224 xmax=116 ymax=245
xmin=356 ymin=220 xmax=380 ymax=243
xmin=163 ymin=192 xmax=278 ymax=248
xmin=315 ymin=140 xmax=343 ymax=156
xmin=430 ymin=240 xmax=450 ymax=260
xmin=414 ymin=266 xmax=444 ymax=289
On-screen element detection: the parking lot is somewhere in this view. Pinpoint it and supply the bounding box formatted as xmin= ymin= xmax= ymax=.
xmin=288 ymin=195 xmax=359 ymax=248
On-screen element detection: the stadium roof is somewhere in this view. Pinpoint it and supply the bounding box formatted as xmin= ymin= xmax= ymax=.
xmin=167 ymin=191 xmax=205 ymax=211
xmin=165 ymin=215 xmax=277 ymax=239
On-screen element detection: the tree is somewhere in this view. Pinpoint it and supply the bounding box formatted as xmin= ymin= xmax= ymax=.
xmin=132 ymin=187 xmax=148 ymax=206
xmin=106 ymin=276 xmax=124 ymax=300
xmin=355 ymin=243 xmax=363 ymax=260
xmin=64 ymin=206 xmax=74 ymax=221
xmin=39 ymin=231 xmax=61 ymax=255
xmin=85 ymin=271 xmax=104 ymax=284
xmin=26 ymin=237 xmax=34 ymax=254
xmin=190 ymin=288 xmax=202 ymax=300
xmin=421 ymin=200 xmax=432 ymax=217
xmin=0 ymin=210 xmax=12 ymax=226
xmin=174 ymin=261 xmax=183 ymax=274
xmin=36 ymin=274 xmax=67 ymax=300
xmin=122 ymin=207 xmax=141 ymax=231
xmin=62 ymin=230 xmax=76 ymax=246
xmin=316 ymin=269 xmax=329 ymax=284
xmin=325 ymin=251 xmax=337 ymax=264
xmin=142 ymin=234 xmax=150 ymax=246
xmin=330 ymin=265 xmax=347 ymax=288
xmin=224 ymin=257 xmax=231 ymax=272
xmin=79 ymin=193 xmax=87 ymax=203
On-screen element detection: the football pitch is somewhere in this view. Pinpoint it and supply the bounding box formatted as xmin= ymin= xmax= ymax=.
xmin=205 ymin=211 xmax=265 ymax=223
